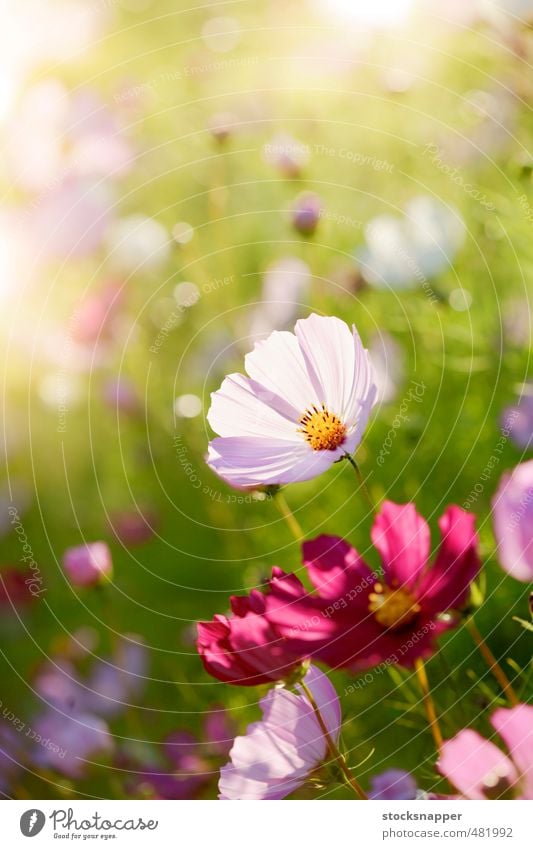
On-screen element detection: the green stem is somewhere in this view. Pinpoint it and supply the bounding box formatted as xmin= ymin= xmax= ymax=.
xmin=275 ymin=491 xmax=304 ymax=541
xmin=343 ymin=454 xmax=376 ymax=514
xmin=300 ymin=680 xmax=368 ymax=800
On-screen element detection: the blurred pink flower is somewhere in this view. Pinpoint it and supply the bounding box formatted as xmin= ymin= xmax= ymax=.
xmin=6 ymin=80 xmax=133 ymax=193
xmin=438 ymin=705 xmax=533 ymax=799
xmin=492 ymin=460 xmax=533 ymax=582
xmin=263 ymin=133 xmax=309 ymax=178
xmin=197 ymin=585 xmax=304 ymax=686
xmin=62 ymin=542 xmax=113 ymax=587
xmin=0 ymin=565 xmax=36 ymax=609
xmin=264 ymin=502 xmax=481 ymax=670
xmin=110 ymin=508 xmax=158 ymax=546
xmin=207 ymin=314 xmax=377 ymax=488
xmin=218 ymin=665 xmax=340 ymax=799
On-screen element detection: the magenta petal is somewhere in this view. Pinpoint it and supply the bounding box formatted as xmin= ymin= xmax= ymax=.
xmin=418 ymin=506 xmax=480 ymax=614
xmin=302 ymin=535 xmax=374 ymax=600
xmin=438 ymin=729 xmax=517 ymax=799
xmin=371 ymin=501 xmax=430 ymax=589
xmin=491 ymin=705 xmax=533 ymax=799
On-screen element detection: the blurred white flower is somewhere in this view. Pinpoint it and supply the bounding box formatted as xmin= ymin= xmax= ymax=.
xmin=357 ymin=196 xmax=465 ymax=289
xmin=106 ymin=215 xmax=171 ymax=273
xmin=249 ymin=257 xmax=311 ymax=339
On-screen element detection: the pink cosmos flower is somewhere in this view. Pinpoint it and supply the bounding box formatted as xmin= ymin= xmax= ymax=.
xmin=62 ymin=542 xmax=113 ymax=587
xmin=291 ymin=192 xmax=322 ymax=236
xmin=262 ymin=501 xmax=481 ymax=670
xmin=197 ymin=583 xmax=305 ymax=686
xmin=492 ymin=460 xmax=533 ymax=582
xmin=207 ymin=314 xmax=377 ymax=488
xmin=219 ymin=665 xmax=341 ymax=799
xmin=438 ymin=705 xmax=533 ymax=799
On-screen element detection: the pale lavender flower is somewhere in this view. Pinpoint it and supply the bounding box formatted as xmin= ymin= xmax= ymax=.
xmin=492 ymin=460 xmax=533 ymax=582
xmin=369 ymin=768 xmax=418 ymax=800
xmin=207 ymin=314 xmax=377 ymax=488
xmin=218 ymin=665 xmax=340 ymax=800
xmin=31 ymin=711 xmax=113 ymax=779
xmin=291 ymin=192 xmax=322 ymax=236
xmin=501 ymin=383 xmax=533 ymax=451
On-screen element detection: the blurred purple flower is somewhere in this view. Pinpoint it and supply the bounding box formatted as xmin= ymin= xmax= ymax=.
xmin=291 ymin=192 xmax=322 ymax=236
xmin=103 ymin=377 xmax=141 ymax=416
xmin=492 ymin=460 xmax=533 ymax=582
xmin=369 ymin=768 xmax=418 ymax=800
xmin=31 ymin=711 xmax=113 ymax=779
xmin=126 ymin=708 xmax=235 ymax=800
xmin=501 ymin=384 xmax=533 ymax=451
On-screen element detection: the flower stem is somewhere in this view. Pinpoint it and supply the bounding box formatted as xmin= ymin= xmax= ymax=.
xmin=414 ymin=658 xmax=443 ymax=751
xmin=299 ymin=680 xmax=368 ymax=800
xmin=343 ymin=454 xmax=376 ymax=514
xmin=466 ymin=617 xmax=519 ymax=707
xmin=275 ymin=491 xmax=303 ymax=541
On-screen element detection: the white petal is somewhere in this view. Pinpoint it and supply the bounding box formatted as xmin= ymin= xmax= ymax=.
xmin=207 ymin=373 xmax=299 ymax=440
xmin=207 ymin=436 xmax=335 ymax=487
xmin=244 ymin=330 xmax=319 ymax=416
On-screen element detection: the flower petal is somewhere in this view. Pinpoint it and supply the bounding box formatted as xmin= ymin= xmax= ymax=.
xmin=207 ymin=373 xmax=299 ymax=440
xmin=371 ymin=501 xmax=430 ymax=589
xmin=295 ymin=314 xmax=375 ymax=424
xmin=244 ymin=329 xmax=319 ymax=415
xmin=491 ymin=705 xmax=533 ymax=799
xmin=438 ymin=729 xmax=517 ymax=800
xmin=302 ymin=535 xmax=374 ymax=600
xmin=207 ymin=436 xmax=334 ymax=487
xmin=418 ymin=506 xmax=480 ymax=614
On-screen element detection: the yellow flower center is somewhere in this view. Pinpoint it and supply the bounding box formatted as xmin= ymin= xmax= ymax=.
xmin=299 ymin=404 xmax=347 ymax=451
xmin=368 ymin=582 xmax=421 ymax=630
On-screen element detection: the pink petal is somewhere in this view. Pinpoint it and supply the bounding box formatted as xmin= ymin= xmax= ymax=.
xmin=418 ymin=506 xmax=480 ymax=614
xmin=491 ymin=705 xmax=533 ymax=799
xmin=438 ymin=729 xmax=517 ymax=799
xmin=371 ymin=501 xmax=430 ymax=589
xmin=302 ymin=535 xmax=373 ymax=600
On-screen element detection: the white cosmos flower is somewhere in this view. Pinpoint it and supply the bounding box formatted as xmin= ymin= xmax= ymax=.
xmin=206 ymin=314 xmax=377 ymax=488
